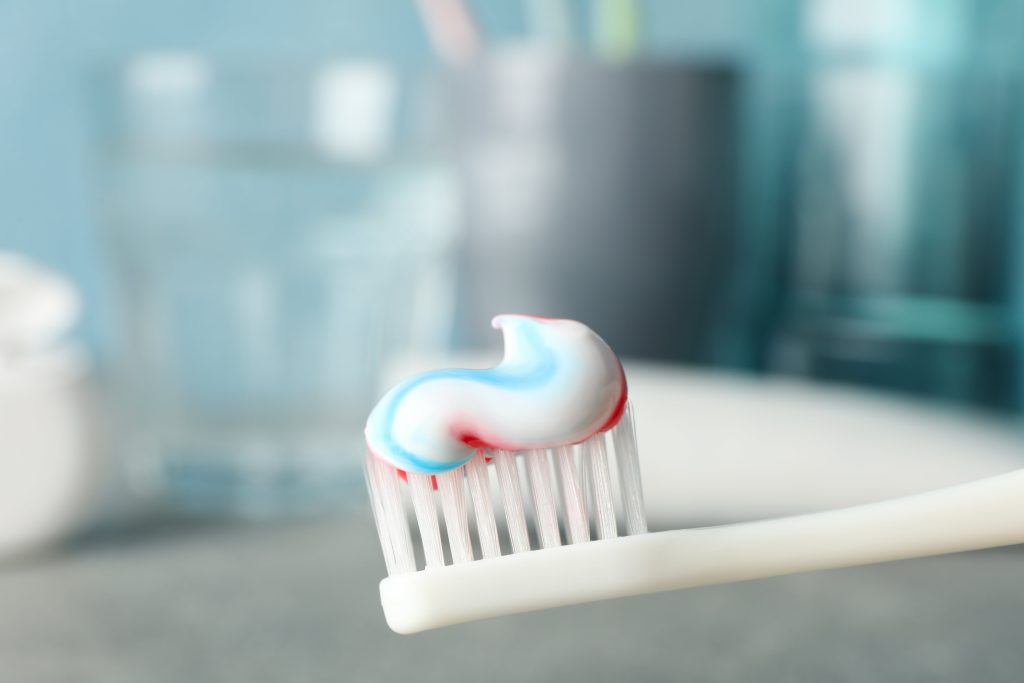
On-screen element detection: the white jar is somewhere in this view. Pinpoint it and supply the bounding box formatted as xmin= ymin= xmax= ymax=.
xmin=0 ymin=253 xmax=99 ymax=558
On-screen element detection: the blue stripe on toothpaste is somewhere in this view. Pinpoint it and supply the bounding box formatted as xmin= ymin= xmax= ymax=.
xmin=370 ymin=320 xmax=558 ymax=473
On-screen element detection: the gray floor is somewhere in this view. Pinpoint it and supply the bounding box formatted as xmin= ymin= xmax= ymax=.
xmin=2 ymin=513 xmax=1022 ymax=683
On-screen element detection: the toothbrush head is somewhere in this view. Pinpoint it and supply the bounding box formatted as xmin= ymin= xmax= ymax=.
xmin=363 ymin=315 xmax=647 ymax=633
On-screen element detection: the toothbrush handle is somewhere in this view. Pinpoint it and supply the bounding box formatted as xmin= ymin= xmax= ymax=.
xmin=381 ymin=470 xmax=1024 ymax=633
xmin=644 ymin=467 xmax=1024 ymax=589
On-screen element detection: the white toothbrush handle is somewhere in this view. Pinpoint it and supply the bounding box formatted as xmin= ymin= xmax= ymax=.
xmin=651 ymin=466 xmax=1024 ymax=583
xmin=381 ymin=469 xmax=1024 ymax=633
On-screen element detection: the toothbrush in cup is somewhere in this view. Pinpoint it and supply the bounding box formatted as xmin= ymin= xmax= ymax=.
xmin=364 ymin=315 xmax=1024 ymax=634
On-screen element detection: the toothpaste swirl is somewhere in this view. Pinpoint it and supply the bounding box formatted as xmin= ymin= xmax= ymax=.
xmin=365 ymin=315 xmax=627 ymax=474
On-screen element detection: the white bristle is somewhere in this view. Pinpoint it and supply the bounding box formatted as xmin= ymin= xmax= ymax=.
xmin=525 ymin=449 xmax=562 ymax=549
xmin=364 ymin=452 xmax=415 ymax=575
xmin=556 ymin=445 xmax=590 ymax=544
xmin=613 ymin=403 xmax=648 ymax=535
xmin=364 ymin=454 xmax=395 ymax=575
xmin=466 ymin=452 xmax=501 ymax=559
xmin=585 ymin=434 xmax=618 ymax=540
xmin=437 ymin=469 xmax=474 ymax=563
xmin=494 ymin=449 xmax=531 ymax=554
xmin=579 ymin=440 xmax=594 ymax=527
xmin=408 ymin=472 xmax=444 ymax=569
xmin=366 ymin=402 xmax=645 ymax=573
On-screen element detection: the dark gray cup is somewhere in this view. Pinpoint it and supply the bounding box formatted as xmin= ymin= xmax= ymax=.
xmin=449 ymin=51 xmax=739 ymax=360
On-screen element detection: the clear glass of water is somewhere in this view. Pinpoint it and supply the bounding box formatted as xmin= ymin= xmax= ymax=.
xmin=96 ymin=55 xmax=460 ymax=516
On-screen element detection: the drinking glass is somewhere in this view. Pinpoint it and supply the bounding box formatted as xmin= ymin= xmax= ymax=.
xmin=96 ymin=55 xmax=460 ymax=515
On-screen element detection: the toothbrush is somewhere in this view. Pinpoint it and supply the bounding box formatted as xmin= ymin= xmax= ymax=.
xmin=364 ymin=315 xmax=1024 ymax=634
xmin=413 ymin=0 xmax=481 ymax=66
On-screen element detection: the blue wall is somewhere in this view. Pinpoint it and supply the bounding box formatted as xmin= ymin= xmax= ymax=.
xmin=0 ymin=0 xmax=444 ymax=351
xmin=0 ymin=0 xmax=769 ymax=357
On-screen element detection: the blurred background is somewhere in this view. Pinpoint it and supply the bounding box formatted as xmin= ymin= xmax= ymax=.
xmin=2 ymin=0 xmax=1023 ymax=681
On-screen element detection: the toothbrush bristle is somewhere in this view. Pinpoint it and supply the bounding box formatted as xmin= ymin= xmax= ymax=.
xmin=364 ymin=403 xmax=647 ymax=575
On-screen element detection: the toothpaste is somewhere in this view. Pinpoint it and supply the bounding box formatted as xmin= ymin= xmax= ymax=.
xmin=365 ymin=315 xmax=627 ymax=474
